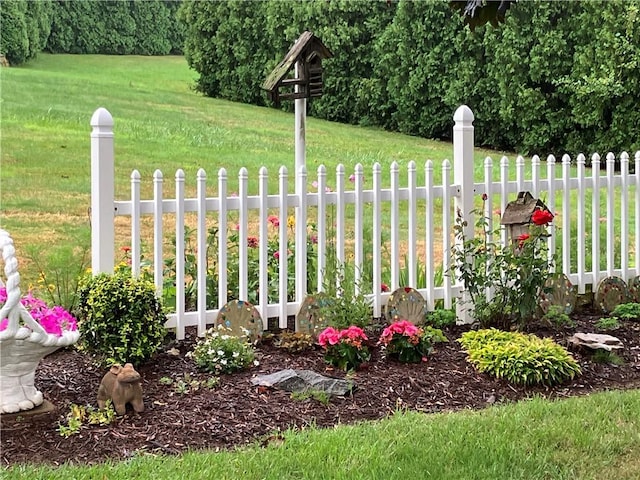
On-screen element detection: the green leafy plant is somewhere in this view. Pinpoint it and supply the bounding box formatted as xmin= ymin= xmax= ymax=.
xmin=159 ymin=373 xmax=219 ymax=395
xmin=378 ymin=320 xmax=433 ymax=363
xmin=76 ymin=271 xmax=167 ymax=366
xmin=610 ymin=303 xmax=640 ymax=322
xmin=591 ymin=350 xmax=624 ymax=366
xmin=188 ymin=325 xmax=257 ymax=375
xmin=426 ymin=308 xmax=457 ymax=329
xmin=318 ymin=326 xmax=370 ymax=371
xmin=275 ymin=332 xmax=315 ymax=353
xmin=25 ymin=242 xmax=90 ymax=313
xmin=595 ymin=316 xmax=621 ymax=331
xmin=451 ymin=201 xmax=555 ymax=329
xmin=422 ymin=326 xmax=448 ymax=345
xmin=319 ymin=261 xmax=372 ymax=330
xmin=290 ymin=389 xmax=331 ymax=405
xmin=541 ymin=305 xmax=575 ymax=329
xmin=459 ymin=329 xmax=581 ymax=386
xmin=58 ymin=401 xmax=117 ymax=438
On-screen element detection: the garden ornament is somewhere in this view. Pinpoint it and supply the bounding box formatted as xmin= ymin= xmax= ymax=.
xmin=97 ymin=363 xmax=144 ymax=415
xmin=0 ymin=228 xmax=80 ymax=414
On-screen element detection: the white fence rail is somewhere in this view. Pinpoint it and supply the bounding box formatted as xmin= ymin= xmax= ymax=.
xmin=90 ymin=106 xmax=640 ymax=339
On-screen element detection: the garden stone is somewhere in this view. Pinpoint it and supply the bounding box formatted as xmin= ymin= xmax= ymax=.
xmin=251 ymin=369 xmax=354 ymax=396
xmin=568 ymin=332 xmax=623 ymax=351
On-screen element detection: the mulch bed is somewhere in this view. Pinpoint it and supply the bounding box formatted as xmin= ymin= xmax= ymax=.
xmin=2 ymin=308 xmax=640 ymax=467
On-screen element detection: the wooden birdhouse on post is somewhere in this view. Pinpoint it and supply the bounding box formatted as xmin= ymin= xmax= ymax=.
xmin=261 ymin=31 xmax=333 ymax=197
xmin=261 ymin=31 xmax=333 ymax=106
xmin=500 ymin=191 xmax=553 ymax=245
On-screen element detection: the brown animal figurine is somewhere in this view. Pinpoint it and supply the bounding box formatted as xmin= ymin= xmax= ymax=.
xmin=97 ymin=363 xmax=144 ymax=415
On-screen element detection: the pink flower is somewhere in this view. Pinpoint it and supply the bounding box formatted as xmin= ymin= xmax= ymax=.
xmin=349 ymin=174 xmax=356 ymax=183
xmin=0 ymin=287 xmax=77 ymax=336
xmin=311 ymin=181 xmax=319 ymax=189
xmin=247 ymin=236 xmax=258 ymax=248
xmin=273 ymin=251 xmax=280 ymax=260
xmin=318 ymin=327 xmax=340 ymax=347
xmin=268 ymin=215 xmax=280 ymax=227
xmin=310 ymin=234 xmax=318 ymax=244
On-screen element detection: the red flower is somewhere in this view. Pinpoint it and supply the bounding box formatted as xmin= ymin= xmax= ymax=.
xmin=481 ymin=193 xmax=488 ymax=201
xmin=517 ymin=233 xmax=530 ymax=248
xmin=381 ymin=283 xmax=390 ymax=292
xmin=121 ymin=246 xmax=131 ymax=253
xmin=531 ymin=209 xmax=554 ymax=226
xmin=247 ymin=236 xmax=258 ymax=248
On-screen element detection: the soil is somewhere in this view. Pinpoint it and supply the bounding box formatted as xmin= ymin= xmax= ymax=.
xmin=2 ymin=308 xmax=640 ymax=467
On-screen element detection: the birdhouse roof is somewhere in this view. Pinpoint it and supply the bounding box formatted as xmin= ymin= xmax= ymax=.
xmin=500 ymin=191 xmax=551 ymax=225
xmin=262 ymin=31 xmax=333 ymax=93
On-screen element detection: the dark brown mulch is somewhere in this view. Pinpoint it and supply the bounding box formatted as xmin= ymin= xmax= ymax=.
xmin=2 ymin=309 xmax=640 ymax=467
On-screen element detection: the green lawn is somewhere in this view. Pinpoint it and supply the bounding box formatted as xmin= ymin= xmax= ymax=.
xmin=7 ymin=389 xmax=640 ymax=479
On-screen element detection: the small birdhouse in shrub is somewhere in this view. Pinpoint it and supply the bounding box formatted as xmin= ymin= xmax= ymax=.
xmin=261 ymin=31 xmax=333 ymax=106
xmin=500 ymin=191 xmax=553 ymax=245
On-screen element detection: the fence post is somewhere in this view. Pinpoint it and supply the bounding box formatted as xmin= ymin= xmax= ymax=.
xmin=90 ymin=108 xmax=115 ymax=275
xmin=453 ymin=105 xmax=475 ymax=324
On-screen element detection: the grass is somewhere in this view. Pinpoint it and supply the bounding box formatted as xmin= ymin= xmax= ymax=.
xmin=6 ymin=389 xmax=640 ymax=479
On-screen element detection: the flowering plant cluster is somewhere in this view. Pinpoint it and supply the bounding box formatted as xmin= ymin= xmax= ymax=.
xmin=378 ymin=320 xmax=432 ymax=363
xmin=188 ymin=325 xmax=258 ymax=375
xmin=318 ymin=325 xmax=370 ymax=371
xmin=0 ymin=286 xmax=77 ymax=336
xmin=452 ymin=196 xmax=555 ymax=329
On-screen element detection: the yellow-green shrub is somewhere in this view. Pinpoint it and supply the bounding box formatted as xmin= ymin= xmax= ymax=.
xmin=458 ymin=329 xmax=581 ymax=386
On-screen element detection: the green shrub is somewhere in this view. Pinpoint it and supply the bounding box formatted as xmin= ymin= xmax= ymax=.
xmin=595 ymin=316 xmax=621 ymax=331
xmin=77 ymin=271 xmax=167 ymax=366
xmin=541 ymin=305 xmax=575 ymax=329
xmin=189 ymin=325 xmax=257 ymax=375
xmin=426 ymin=309 xmax=457 ymax=329
xmin=458 ymin=329 xmax=581 ymax=386
xmin=610 ymin=303 xmax=640 ymax=321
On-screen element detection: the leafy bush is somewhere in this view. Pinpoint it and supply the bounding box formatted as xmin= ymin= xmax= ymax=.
xmin=189 ymin=325 xmax=257 ymax=375
xmin=595 ymin=317 xmax=621 ymax=331
xmin=77 ymin=271 xmax=167 ymax=366
xmin=426 ymin=309 xmax=457 ymax=329
xmin=458 ymin=329 xmax=581 ymax=386
xmin=610 ymin=303 xmax=640 ymax=321
xmin=452 ymin=202 xmax=555 ymax=329
xmin=541 ymin=305 xmax=575 ymax=329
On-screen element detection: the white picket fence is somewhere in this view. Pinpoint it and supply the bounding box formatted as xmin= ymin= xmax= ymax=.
xmin=90 ymin=105 xmax=640 ymax=339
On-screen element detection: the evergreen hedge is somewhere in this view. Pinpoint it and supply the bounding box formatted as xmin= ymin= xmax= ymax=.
xmin=180 ymin=0 xmax=640 ymax=155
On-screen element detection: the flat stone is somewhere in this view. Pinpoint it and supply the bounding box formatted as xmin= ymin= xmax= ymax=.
xmin=0 ymin=399 xmax=57 ymax=422
xmin=568 ymin=332 xmax=623 ymax=351
xmin=251 ymin=369 xmax=355 ymax=396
